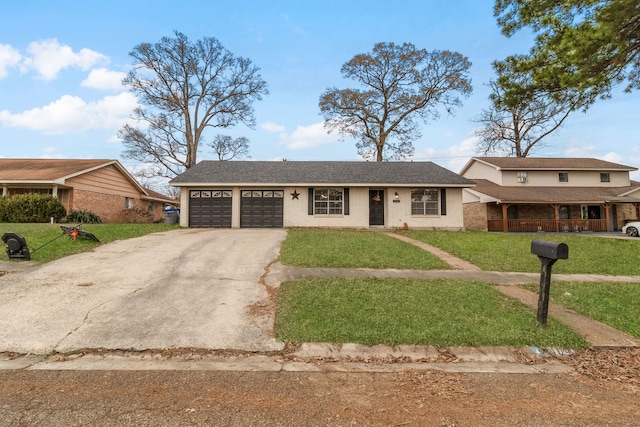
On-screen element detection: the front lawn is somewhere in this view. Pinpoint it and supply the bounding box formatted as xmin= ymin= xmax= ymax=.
xmin=280 ymin=228 xmax=449 ymax=270
xmin=524 ymin=281 xmax=640 ymax=338
xmin=0 ymin=223 xmax=180 ymax=264
xmin=400 ymin=230 xmax=640 ymax=276
xmin=276 ymin=278 xmax=587 ymax=347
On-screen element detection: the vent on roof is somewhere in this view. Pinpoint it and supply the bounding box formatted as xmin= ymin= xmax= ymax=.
xmin=517 ymin=171 xmax=528 ymax=183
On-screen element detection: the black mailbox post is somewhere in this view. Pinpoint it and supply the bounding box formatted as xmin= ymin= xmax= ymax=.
xmin=531 ymin=239 xmax=569 ymax=327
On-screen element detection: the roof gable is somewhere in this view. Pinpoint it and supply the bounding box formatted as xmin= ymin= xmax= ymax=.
xmin=0 ymin=159 xmax=118 ymax=181
xmin=170 ymin=161 xmax=475 ymax=187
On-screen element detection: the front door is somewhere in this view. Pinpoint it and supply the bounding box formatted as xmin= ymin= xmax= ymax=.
xmin=585 ymin=205 xmax=602 ymax=219
xmin=369 ymin=189 xmax=385 ymax=226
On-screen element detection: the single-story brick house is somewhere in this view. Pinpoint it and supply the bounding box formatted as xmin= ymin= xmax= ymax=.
xmin=0 ymin=158 xmax=177 ymax=223
xmin=169 ymin=161 xmax=475 ymax=229
xmin=460 ymin=157 xmax=640 ymax=232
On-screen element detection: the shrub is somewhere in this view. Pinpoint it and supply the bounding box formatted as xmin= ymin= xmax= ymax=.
xmin=0 ymin=194 xmax=67 ymax=223
xmin=66 ymin=210 xmax=102 ymax=224
xmin=122 ymin=207 xmax=153 ymax=223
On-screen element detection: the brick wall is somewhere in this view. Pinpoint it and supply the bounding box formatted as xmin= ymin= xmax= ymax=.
xmin=72 ymin=189 xmax=164 ymax=223
xmin=463 ymin=202 xmax=488 ymax=230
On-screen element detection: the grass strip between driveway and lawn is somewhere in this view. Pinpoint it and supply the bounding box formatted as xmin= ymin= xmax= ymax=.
xmin=280 ymin=228 xmax=450 ymax=270
xmin=400 ymin=230 xmax=640 ymax=276
xmin=0 ymin=223 xmax=180 ymax=264
xmin=276 ymin=278 xmax=587 ymax=348
xmin=523 ymin=281 xmax=640 ymax=339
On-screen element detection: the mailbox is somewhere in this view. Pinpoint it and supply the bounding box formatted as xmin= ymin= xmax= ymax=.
xmin=531 ymin=239 xmax=568 ymax=260
xmin=531 ymin=239 xmax=569 ymax=327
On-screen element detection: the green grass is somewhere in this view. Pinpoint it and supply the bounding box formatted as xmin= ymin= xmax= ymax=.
xmin=0 ymin=223 xmax=180 ymax=264
xmin=400 ymin=230 xmax=640 ymax=276
xmin=524 ymin=281 xmax=640 ymax=338
xmin=276 ymin=278 xmax=587 ymax=347
xmin=280 ymin=228 xmax=449 ymax=270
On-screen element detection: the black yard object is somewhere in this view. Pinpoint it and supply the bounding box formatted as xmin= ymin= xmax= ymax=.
xmin=2 ymin=224 xmax=99 ymax=261
xmin=531 ymin=239 xmax=569 ymax=327
xmin=2 ymin=232 xmax=31 ymax=260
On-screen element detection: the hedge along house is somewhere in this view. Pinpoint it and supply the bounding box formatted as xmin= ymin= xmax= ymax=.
xmin=169 ymin=161 xmax=475 ymax=229
xmin=0 ymin=158 xmax=177 ymax=223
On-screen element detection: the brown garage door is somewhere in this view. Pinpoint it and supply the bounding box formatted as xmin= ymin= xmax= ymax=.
xmin=189 ymin=190 xmax=232 ymax=228
xmin=240 ymin=190 xmax=284 ymax=228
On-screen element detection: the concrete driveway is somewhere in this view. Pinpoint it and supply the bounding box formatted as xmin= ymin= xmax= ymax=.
xmin=0 ymin=228 xmax=287 ymax=354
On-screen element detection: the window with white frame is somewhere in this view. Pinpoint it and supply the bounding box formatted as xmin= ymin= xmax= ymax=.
xmin=314 ymin=188 xmax=343 ymax=215
xmin=125 ymin=197 xmax=134 ymax=209
xmin=411 ymin=189 xmax=439 ymax=215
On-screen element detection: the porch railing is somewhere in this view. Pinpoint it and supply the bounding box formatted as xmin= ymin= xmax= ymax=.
xmin=487 ymin=219 xmax=608 ymax=232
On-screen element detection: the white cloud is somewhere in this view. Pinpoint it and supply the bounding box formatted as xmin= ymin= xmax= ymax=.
xmin=0 ymin=92 xmax=138 ymax=134
xmin=0 ymin=43 xmax=21 ymax=79
xmin=412 ymin=135 xmax=480 ymax=173
xmin=600 ymin=151 xmax=623 ymax=164
xmin=22 ymin=39 xmax=107 ymax=80
xmin=280 ymin=122 xmax=337 ymax=149
xmin=564 ymin=144 xmax=596 ymax=158
xmin=261 ymin=121 xmax=285 ymax=132
xmin=81 ymin=68 xmax=126 ymax=90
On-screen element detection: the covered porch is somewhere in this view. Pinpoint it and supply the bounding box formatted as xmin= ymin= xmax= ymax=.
xmin=486 ymin=202 xmax=640 ymax=233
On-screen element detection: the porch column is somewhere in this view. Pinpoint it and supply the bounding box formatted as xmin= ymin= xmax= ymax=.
xmin=602 ymin=203 xmax=612 ymax=232
xmin=1 ymin=185 xmax=6 ymax=197
xmin=501 ymin=204 xmax=510 ymax=232
xmin=635 ymin=203 xmax=640 ymax=220
xmin=550 ymin=204 xmax=560 ymax=232
xmin=52 ymin=184 xmax=58 ymax=198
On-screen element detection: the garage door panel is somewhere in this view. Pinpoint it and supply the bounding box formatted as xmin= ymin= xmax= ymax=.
xmin=189 ymin=190 xmax=232 ymax=228
xmin=240 ymin=190 xmax=283 ymax=228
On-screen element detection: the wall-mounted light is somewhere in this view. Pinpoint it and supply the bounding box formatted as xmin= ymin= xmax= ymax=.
xmin=393 ymin=192 xmax=400 ymax=203
xmin=394 ymin=192 xmax=399 ymax=199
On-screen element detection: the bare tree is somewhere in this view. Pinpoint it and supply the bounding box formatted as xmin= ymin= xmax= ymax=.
xmin=208 ymin=134 xmax=250 ymax=160
xmin=119 ymin=31 xmax=268 ymax=178
xmin=474 ymin=58 xmax=581 ymax=157
xmin=319 ymin=42 xmax=472 ymax=161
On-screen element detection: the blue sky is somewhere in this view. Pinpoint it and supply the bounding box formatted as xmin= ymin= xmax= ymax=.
xmin=1 ymin=0 xmax=638 ymax=183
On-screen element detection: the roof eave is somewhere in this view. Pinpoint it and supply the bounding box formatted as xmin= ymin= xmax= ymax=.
xmin=170 ymin=182 xmax=475 ymax=188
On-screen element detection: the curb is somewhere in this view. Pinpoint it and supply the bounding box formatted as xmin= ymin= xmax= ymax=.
xmin=0 ymin=345 xmax=572 ymax=374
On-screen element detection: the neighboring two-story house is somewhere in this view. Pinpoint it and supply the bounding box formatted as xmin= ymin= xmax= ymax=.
xmin=460 ymin=157 xmax=640 ymax=232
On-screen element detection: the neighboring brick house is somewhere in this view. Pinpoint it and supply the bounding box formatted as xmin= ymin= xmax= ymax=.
xmin=0 ymin=159 xmax=177 ymax=223
xmin=460 ymin=157 xmax=640 ymax=232
xmin=169 ymin=160 xmax=475 ymax=229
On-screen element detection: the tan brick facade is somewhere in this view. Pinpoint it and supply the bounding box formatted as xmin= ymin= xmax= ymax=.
xmin=463 ymin=202 xmax=488 ymax=231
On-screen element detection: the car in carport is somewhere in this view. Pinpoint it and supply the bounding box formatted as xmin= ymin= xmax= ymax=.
xmin=622 ymin=221 xmax=640 ymax=237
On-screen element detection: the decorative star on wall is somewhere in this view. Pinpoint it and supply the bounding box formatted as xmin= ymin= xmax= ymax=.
xmin=291 ymin=190 xmax=300 ymax=200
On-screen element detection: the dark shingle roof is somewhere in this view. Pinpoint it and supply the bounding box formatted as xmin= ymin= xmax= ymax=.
xmin=170 ymin=161 xmax=474 ymax=187
xmin=471 ymin=157 xmax=637 ymax=171
xmin=469 ymin=179 xmax=640 ymax=203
